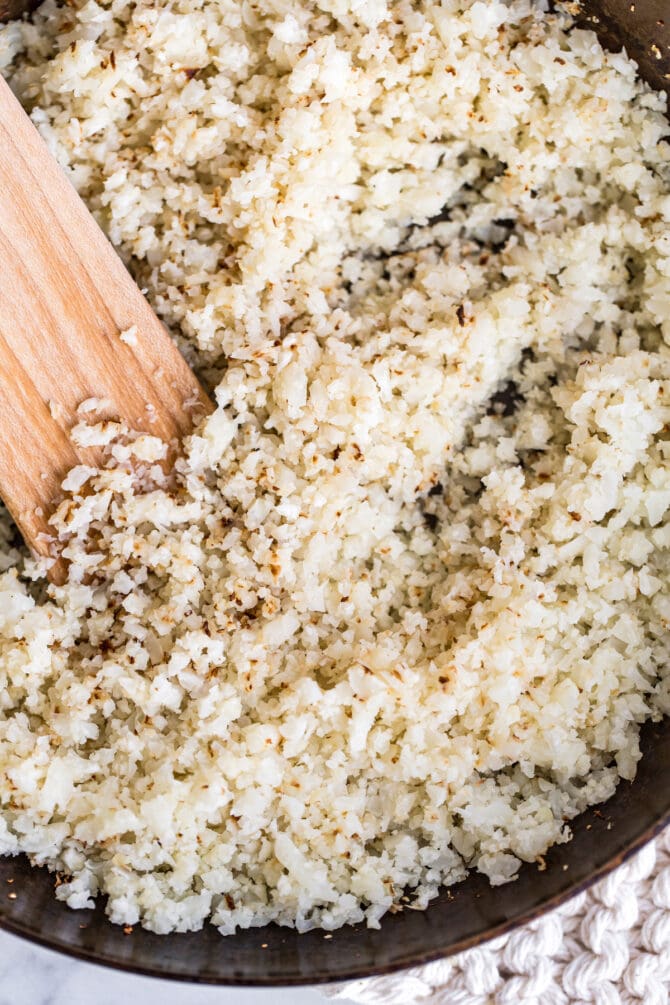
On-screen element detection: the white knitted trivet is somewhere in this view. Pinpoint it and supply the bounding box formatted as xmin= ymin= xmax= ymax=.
xmin=324 ymin=829 xmax=670 ymax=1005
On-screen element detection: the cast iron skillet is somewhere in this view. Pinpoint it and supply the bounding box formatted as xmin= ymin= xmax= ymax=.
xmin=0 ymin=0 xmax=669 ymax=986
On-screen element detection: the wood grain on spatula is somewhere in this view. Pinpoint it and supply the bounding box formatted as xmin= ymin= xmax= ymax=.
xmin=0 ymin=76 xmax=213 ymax=580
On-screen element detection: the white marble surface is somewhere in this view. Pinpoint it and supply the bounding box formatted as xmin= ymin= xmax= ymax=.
xmin=0 ymin=928 xmax=349 ymax=1005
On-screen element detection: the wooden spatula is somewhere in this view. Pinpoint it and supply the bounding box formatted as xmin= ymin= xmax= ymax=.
xmin=0 ymin=77 xmax=213 ymax=580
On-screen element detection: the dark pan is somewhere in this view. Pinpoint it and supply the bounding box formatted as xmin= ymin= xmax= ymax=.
xmin=0 ymin=0 xmax=669 ymax=985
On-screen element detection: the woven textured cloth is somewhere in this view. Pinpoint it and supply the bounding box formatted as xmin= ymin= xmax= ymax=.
xmin=324 ymin=829 xmax=670 ymax=1005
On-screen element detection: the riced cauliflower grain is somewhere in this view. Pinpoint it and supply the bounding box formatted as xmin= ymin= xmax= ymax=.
xmin=0 ymin=0 xmax=669 ymax=935
xmin=119 ymin=324 xmax=138 ymax=347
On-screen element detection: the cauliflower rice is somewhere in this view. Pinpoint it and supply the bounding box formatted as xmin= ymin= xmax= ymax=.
xmin=0 ymin=0 xmax=669 ymax=934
